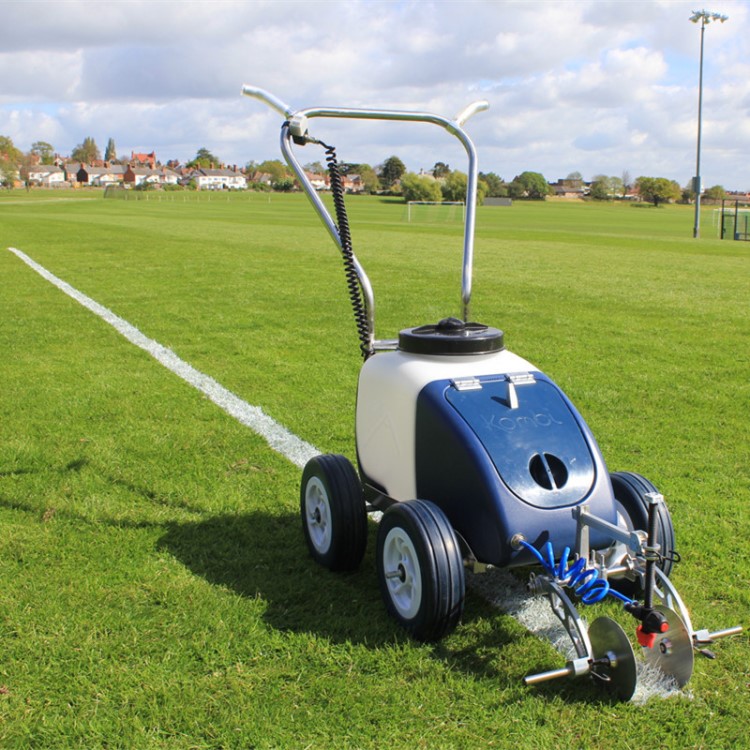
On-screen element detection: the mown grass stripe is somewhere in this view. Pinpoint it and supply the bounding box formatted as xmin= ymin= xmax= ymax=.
xmin=8 ymin=246 xmax=319 ymax=469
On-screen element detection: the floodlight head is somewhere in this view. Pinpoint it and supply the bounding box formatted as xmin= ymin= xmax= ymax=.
xmin=690 ymin=9 xmax=729 ymax=24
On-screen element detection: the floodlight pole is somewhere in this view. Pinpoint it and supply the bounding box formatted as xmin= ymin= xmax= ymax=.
xmin=690 ymin=9 xmax=728 ymax=239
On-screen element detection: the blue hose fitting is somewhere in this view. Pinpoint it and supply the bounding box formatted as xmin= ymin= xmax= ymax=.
xmin=520 ymin=540 xmax=634 ymax=606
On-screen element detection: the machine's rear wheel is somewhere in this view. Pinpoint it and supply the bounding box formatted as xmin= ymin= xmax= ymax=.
xmin=610 ymin=471 xmax=677 ymax=594
xmin=376 ymin=500 xmax=465 ymax=642
xmin=300 ymin=454 xmax=367 ymax=572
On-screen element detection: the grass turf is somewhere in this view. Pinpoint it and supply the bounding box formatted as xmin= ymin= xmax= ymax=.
xmin=1 ymin=189 xmax=748 ymax=748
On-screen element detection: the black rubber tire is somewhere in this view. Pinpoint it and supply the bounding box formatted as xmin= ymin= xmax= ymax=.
xmin=300 ymin=454 xmax=367 ymax=572
xmin=376 ymin=500 xmax=465 ymax=642
xmin=610 ymin=471 xmax=677 ymax=587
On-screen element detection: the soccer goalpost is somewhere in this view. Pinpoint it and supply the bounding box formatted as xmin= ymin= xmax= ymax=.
xmin=712 ymin=200 xmax=750 ymax=241
xmin=406 ymin=201 xmax=465 ymax=223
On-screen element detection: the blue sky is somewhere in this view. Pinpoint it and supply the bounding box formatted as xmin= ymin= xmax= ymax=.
xmin=1 ymin=0 xmax=748 ymax=189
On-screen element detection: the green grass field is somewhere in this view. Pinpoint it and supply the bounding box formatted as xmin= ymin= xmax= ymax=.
xmin=1 ymin=190 xmax=748 ymax=748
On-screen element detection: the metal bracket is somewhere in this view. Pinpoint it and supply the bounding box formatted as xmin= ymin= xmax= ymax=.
xmin=288 ymin=114 xmax=309 ymax=140
xmin=451 ymin=376 xmax=482 ymax=392
xmin=573 ymin=504 xmax=647 ymax=563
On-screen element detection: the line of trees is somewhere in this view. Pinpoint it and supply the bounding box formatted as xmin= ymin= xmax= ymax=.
xmin=0 ymin=136 xmax=21 ymax=185
xmin=0 ymin=132 xmax=733 ymax=204
xmin=243 ymin=154 xmax=408 ymax=194
xmin=244 ymin=155 xmax=551 ymax=203
xmin=400 ymin=166 xmax=551 ymax=204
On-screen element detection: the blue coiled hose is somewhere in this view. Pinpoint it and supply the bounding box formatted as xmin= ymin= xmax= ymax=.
xmin=520 ymin=540 xmax=634 ymax=605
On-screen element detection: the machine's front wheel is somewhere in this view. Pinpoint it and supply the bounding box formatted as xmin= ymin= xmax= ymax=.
xmin=376 ymin=500 xmax=465 ymax=642
xmin=610 ymin=471 xmax=677 ymax=594
xmin=300 ymin=454 xmax=367 ymax=572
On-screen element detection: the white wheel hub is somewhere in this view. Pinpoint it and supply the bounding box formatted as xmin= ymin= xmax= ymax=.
xmin=382 ymin=527 xmax=422 ymax=620
xmin=304 ymin=476 xmax=332 ymax=554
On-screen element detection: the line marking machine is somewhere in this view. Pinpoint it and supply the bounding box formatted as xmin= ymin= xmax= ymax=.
xmin=243 ymin=85 xmax=741 ymax=701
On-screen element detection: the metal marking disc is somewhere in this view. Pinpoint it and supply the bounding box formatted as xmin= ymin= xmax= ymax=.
xmin=643 ymin=605 xmax=694 ymax=688
xmin=589 ymin=617 xmax=638 ymax=702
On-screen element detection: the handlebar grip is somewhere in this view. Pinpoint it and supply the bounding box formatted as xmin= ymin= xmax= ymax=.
xmin=241 ymin=85 xmax=293 ymax=119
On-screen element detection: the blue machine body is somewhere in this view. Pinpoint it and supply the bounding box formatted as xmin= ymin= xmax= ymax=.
xmin=413 ymin=372 xmax=618 ymax=567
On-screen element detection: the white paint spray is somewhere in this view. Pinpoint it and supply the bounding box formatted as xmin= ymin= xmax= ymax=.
xmin=8 ymin=246 xmax=681 ymax=702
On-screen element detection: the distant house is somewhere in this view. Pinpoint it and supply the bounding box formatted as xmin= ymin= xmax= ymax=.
xmin=62 ymin=162 xmax=94 ymax=185
xmin=305 ymin=171 xmax=360 ymax=192
xmin=305 ymin=171 xmax=329 ymax=191
xmin=550 ymin=178 xmax=586 ymax=199
xmin=159 ymin=168 xmax=180 ymax=186
xmin=131 ymin=151 xmax=156 ymax=168
xmin=343 ymin=174 xmax=363 ymax=193
xmin=191 ymin=167 xmax=247 ymax=190
xmin=88 ymin=164 xmax=127 ymax=186
xmin=59 ymin=162 xmax=126 ymax=186
xmin=248 ymin=171 xmax=274 ymax=187
xmin=63 ymin=162 xmax=81 ymax=183
xmin=124 ymin=165 xmax=157 ymax=186
xmin=27 ymin=165 xmax=65 ymax=187
xmin=123 ymin=165 xmax=181 ymax=187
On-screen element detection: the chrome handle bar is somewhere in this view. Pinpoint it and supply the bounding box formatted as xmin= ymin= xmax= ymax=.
xmin=242 ymin=85 xmax=489 ymax=338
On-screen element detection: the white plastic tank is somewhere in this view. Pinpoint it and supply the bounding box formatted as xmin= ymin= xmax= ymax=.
xmin=356 ymin=319 xmax=537 ymax=501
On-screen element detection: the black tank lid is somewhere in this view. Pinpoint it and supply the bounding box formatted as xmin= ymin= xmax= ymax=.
xmin=398 ymin=317 xmax=505 ymax=356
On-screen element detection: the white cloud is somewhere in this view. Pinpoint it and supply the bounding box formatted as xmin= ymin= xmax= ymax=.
xmin=0 ymin=0 xmax=748 ymax=189
xmin=0 ymin=49 xmax=83 ymax=101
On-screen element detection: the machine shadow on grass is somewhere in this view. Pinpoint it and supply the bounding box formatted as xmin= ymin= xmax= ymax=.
xmin=158 ymin=510 xmax=388 ymax=643
xmin=0 ymin=467 xmax=618 ymax=702
xmin=156 ymin=510 xmax=555 ymax=691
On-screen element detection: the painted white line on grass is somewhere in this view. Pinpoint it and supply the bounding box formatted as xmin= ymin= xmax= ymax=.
xmin=10 ymin=245 xmax=678 ymax=702
xmin=8 ymin=247 xmax=319 ymax=469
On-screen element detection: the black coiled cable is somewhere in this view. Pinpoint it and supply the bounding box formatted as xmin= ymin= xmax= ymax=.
xmin=321 ymin=141 xmax=373 ymax=360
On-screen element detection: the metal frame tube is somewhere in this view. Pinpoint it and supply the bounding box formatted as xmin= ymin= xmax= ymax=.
xmin=242 ymin=86 xmax=488 ymax=338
